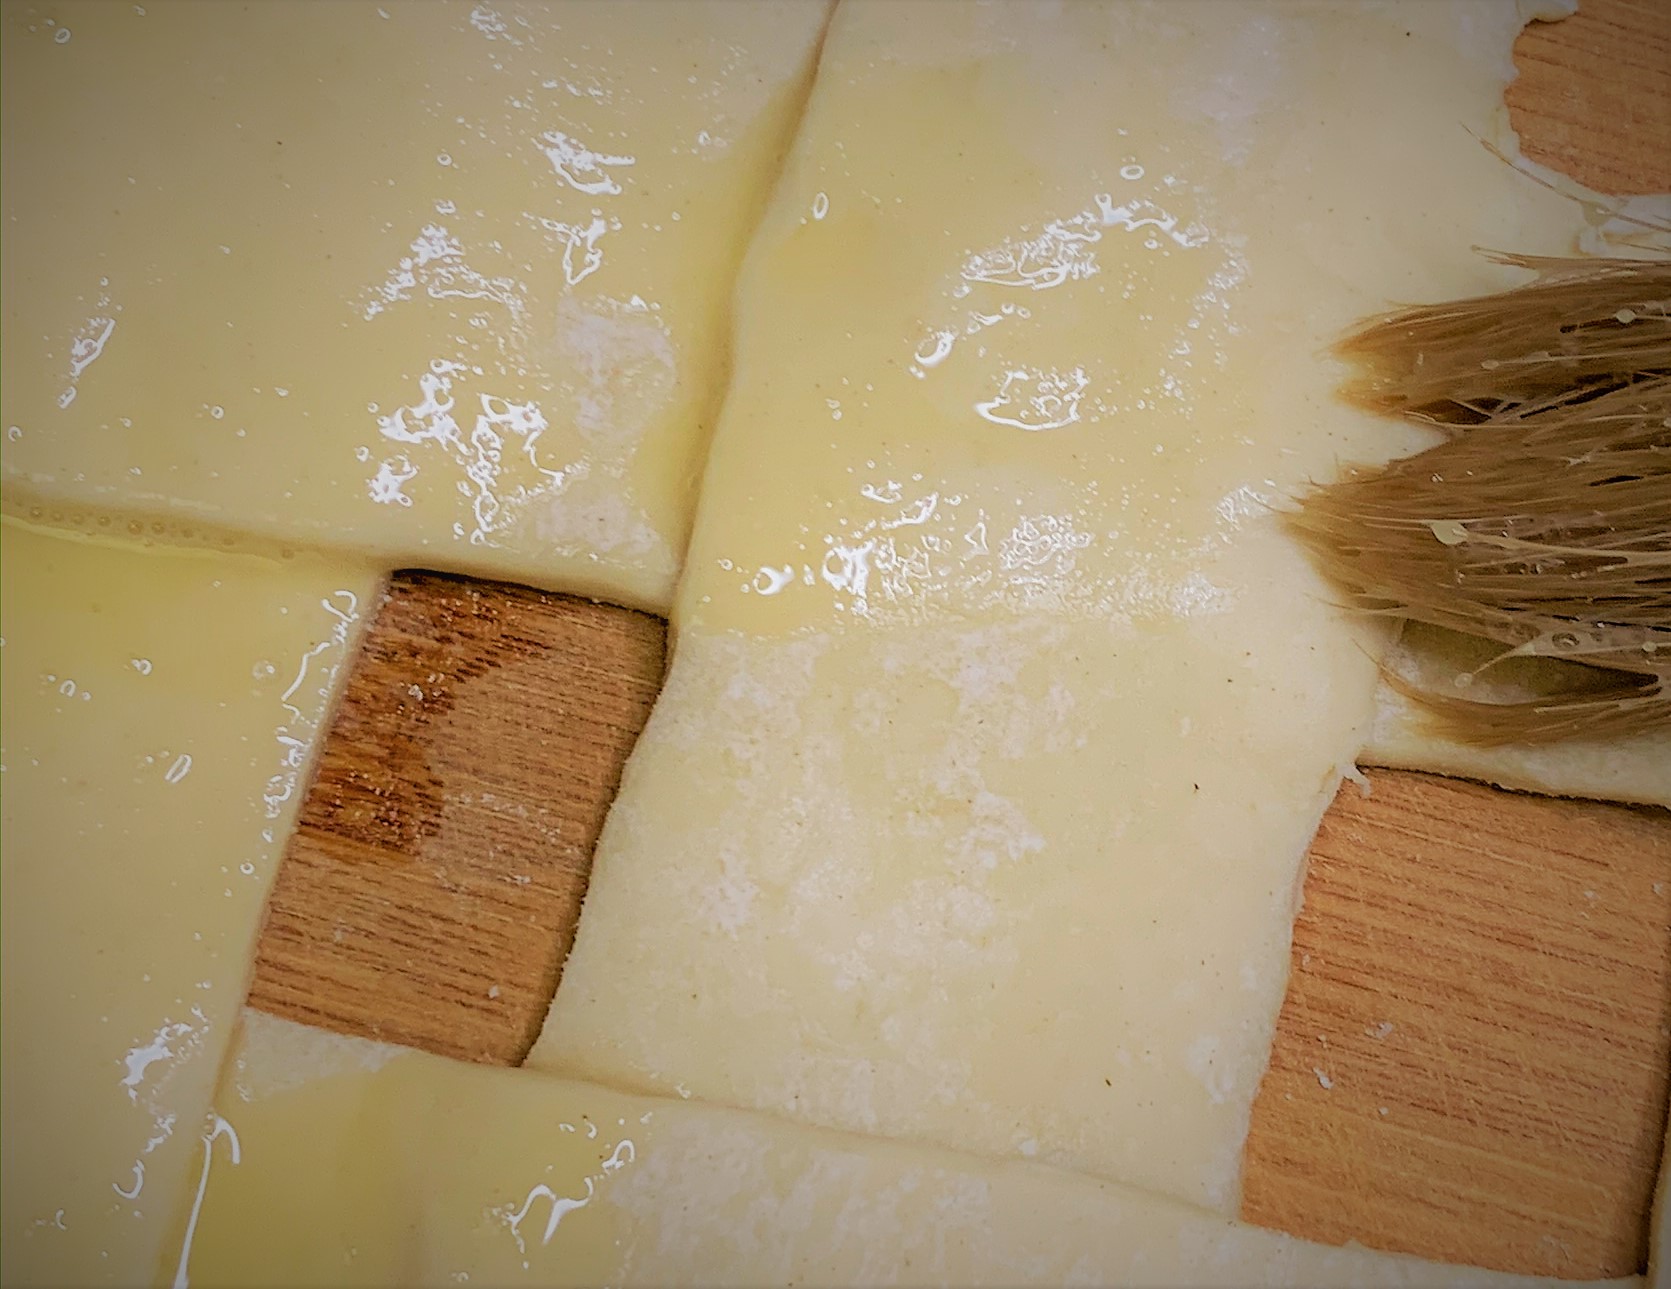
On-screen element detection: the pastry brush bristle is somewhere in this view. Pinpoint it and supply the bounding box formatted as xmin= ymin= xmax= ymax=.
xmin=1336 ymin=254 xmax=1671 ymax=424
xmin=1289 ymin=255 xmax=1671 ymax=746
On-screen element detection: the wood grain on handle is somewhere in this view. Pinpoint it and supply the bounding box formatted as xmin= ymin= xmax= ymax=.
xmin=1244 ymin=773 xmax=1671 ymax=1279
xmin=1507 ymin=0 xmax=1671 ymax=196
xmin=247 ymin=573 xmax=665 ymax=1065
xmin=246 ymin=0 xmax=1671 ymax=1278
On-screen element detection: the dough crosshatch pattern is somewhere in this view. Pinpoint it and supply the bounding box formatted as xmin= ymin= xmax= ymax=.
xmin=1 ymin=0 xmax=1668 ymax=1286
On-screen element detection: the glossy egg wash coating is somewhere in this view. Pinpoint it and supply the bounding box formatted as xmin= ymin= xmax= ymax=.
xmin=2 ymin=0 xmax=828 ymax=612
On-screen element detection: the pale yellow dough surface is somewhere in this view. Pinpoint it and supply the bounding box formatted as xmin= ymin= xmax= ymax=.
xmin=175 ymin=1012 xmax=1639 ymax=1288
xmin=0 ymin=0 xmax=827 ymax=612
xmin=0 ymin=523 xmax=378 ymax=1287
xmin=533 ymin=0 xmax=1593 ymax=1214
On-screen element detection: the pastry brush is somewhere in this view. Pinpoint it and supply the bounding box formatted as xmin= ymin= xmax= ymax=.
xmin=1287 ymin=254 xmax=1671 ymax=745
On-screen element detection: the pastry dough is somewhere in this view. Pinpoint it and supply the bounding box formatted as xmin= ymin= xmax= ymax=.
xmin=1366 ymin=626 xmax=1671 ymax=808
xmin=0 ymin=0 xmax=828 ymax=612
xmin=0 ymin=522 xmax=378 ymax=1287
xmin=532 ymin=0 xmax=1594 ymax=1214
xmin=175 ymin=1012 xmax=1640 ymax=1288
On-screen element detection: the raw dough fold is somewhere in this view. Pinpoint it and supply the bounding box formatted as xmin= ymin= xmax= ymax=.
xmin=0 ymin=522 xmax=379 ymax=1287
xmin=176 ymin=1012 xmax=1640 ymax=1289
xmin=0 ymin=0 xmax=829 ymax=612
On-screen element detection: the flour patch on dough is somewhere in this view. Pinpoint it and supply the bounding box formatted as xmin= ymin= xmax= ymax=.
xmin=532 ymin=489 xmax=668 ymax=568
xmin=541 ymin=599 xmax=1358 ymax=1212
xmin=231 ymin=1011 xmax=407 ymax=1105
xmin=553 ymin=296 xmax=678 ymax=456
